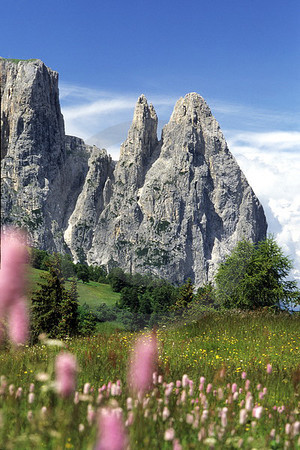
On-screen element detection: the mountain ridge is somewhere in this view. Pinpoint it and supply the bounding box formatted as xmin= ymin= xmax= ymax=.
xmin=0 ymin=58 xmax=267 ymax=286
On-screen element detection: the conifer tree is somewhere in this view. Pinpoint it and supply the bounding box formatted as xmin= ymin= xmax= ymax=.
xmin=59 ymin=277 xmax=79 ymax=336
xmin=30 ymin=254 xmax=80 ymax=342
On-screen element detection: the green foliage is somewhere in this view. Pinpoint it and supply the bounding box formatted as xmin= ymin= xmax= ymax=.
xmin=77 ymin=304 xmax=97 ymax=335
xmin=172 ymin=278 xmax=195 ymax=310
xmin=60 ymin=253 xmax=76 ymax=279
xmin=194 ymin=282 xmax=217 ymax=307
xmin=107 ymin=268 xmax=127 ymax=292
xmin=30 ymin=247 xmax=51 ymax=271
xmin=59 ymin=277 xmax=80 ymax=336
xmin=88 ymin=264 xmax=108 ymax=283
xmin=30 ymin=255 xmax=80 ymax=341
xmin=215 ymin=237 xmax=300 ymax=310
xmin=75 ymin=263 xmax=90 ymax=283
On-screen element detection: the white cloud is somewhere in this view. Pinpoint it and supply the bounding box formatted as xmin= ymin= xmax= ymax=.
xmin=60 ymin=82 xmax=176 ymax=140
xmin=227 ymin=130 xmax=300 ymax=282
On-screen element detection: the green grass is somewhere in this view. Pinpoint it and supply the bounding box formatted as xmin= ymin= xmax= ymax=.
xmin=2 ymin=58 xmax=38 ymax=64
xmin=28 ymin=267 xmax=120 ymax=308
xmin=0 ymin=310 xmax=298 ymax=448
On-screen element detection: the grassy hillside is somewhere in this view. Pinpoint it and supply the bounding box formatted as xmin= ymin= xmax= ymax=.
xmin=27 ymin=267 xmax=120 ymax=307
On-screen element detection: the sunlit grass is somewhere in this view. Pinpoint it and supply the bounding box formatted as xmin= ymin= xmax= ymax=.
xmin=28 ymin=267 xmax=120 ymax=307
xmin=0 ymin=310 xmax=298 ymax=448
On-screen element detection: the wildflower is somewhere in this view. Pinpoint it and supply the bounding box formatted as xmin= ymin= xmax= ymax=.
xmin=173 ymin=439 xmax=182 ymax=450
xmin=162 ymin=406 xmax=170 ymax=421
xmin=55 ymin=352 xmax=77 ymax=397
xmin=8 ymin=297 xmax=29 ymax=345
xmin=201 ymin=410 xmax=208 ymax=423
xmin=221 ymin=407 xmax=228 ymax=427
xmin=128 ymin=333 xmax=157 ymax=396
xmin=83 ymin=383 xmax=91 ymax=395
xmin=87 ymin=404 xmax=96 ymax=425
xmin=232 ymin=383 xmax=237 ymax=393
xmin=40 ymin=406 xmax=47 ymax=418
xmin=96 ymin=407 xmax=127 ymax=450
xmin=239 ymin=409 xmax=247 ymax=425
xmin=15 ymin=387 xmax=23 ymax=399
xmin=245 ymin=394 xmax=253 ymax=411
xmin=270 ymin=429 xmax=276 ymax=439
xmin=241 ymin=371 xmax=247 ymax=379
xmin=79 ymin=424 xmax=85 ymax=433
xmin=182 ymin=374 xmax=189 ymax=387
xmin=217 ymin=387 xmax=224 ymax=399
xmin=164 ymin=428 xmax=175 ymax=441
xmin=206 ymin=383 xmax=212 ymax=393
xmin=198 ymin=427 xmax=206 ymax=441
xmin=233 ymin=392 xmax=239 ymax=401
xmin=285 ymin=423 xmax=291 ymax=435
xmin=292 ymin=421 xmax=300 ymax=436
xmin=125 ymin=411 xmax=134 ymax=426
xmin=0 ymin=229 xmax=28 ymax=312
xmin=28 ymin=392 xmax=35 ymax=404
xmin=0 ymin=230 xmax=29 ymax=344
xmin=252 ymin=406 xmax=263 ymax=419
xmin=126 ymin=397 xmax=133 ymax=410
xmin=186 ymin=413 xmax=194 ymax=424
xmin=267 ymin=363 xmax=272 ymax=374
xmin=153 ymin=372 xmax=158 ymax=384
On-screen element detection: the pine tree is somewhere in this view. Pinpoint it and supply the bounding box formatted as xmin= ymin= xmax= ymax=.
xmin=59 ymin=277 xmax=79 ymax=336
xmin=172 ymin=278 xmax=194 ymax=310
xmin=30 ymin=254 xmax=80 ymax=342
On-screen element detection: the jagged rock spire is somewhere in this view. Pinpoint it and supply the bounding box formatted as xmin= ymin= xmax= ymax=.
xmin=1 ymin=58 xmax=267 ymax=287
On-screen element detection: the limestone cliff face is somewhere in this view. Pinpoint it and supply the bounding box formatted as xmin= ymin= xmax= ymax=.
xmin=88 ymin=94 xmax=267 ymax=285
xmin=1 ymin=59 xmax=267 ymax=286
xmin=0 ymin=58 xmax=113 ymax=252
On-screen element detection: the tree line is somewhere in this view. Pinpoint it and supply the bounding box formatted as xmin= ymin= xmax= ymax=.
xmin=29 ymin=236 xmax=300 ymax=341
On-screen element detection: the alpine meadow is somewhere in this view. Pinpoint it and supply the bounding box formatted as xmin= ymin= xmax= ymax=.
xmin=1 ymin=10 xmax=300 ymax=447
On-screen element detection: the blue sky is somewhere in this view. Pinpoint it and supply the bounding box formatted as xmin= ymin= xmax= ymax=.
xmin=2 ymin=0 xmax=300 ymax=283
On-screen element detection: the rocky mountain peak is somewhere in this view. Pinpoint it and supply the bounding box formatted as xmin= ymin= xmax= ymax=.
xmin=1 ymin=59 xmax=267 ymax=286
xmin=169 ymin=92 xmax=212 ymax=125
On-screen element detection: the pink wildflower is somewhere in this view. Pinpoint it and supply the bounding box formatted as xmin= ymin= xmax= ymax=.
xmin=28 ymin=392 xmax=35 ymax=404
xmin=0 ymin=229 xmax=28 ymax=311
xmin=173 ymin=439 xmax=182 ymax=450
xmin=164 ymin=428 xmax=175 ymax=441
xmin=0 ymin=229 xmax=29 ymax=344
xmin=128 ymin=333 xmax=157 ymax=396
xmin=96 ymin=407 xmax=127 ymax=450
xmin=182 ymin=374 xmax=189 ymax=387
xmin=55 ymin=352 xmax=77 ymax=397
xmin=239 ymin=409 xmax=247 ymax=425
xmin=267 ymin=363 xmax=272 ymax=374
xmin=241 ymin=371 xmax=247 ymax=379
xmin=83 ymin=382 xmax=91 ymax=394
xmin=206 ymin=383 xmax=212 ymax=393
xmin=7 ymin=297 xmax=29 ymax=345
xmin=232 ymin=383 xmax=237 ymax=393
